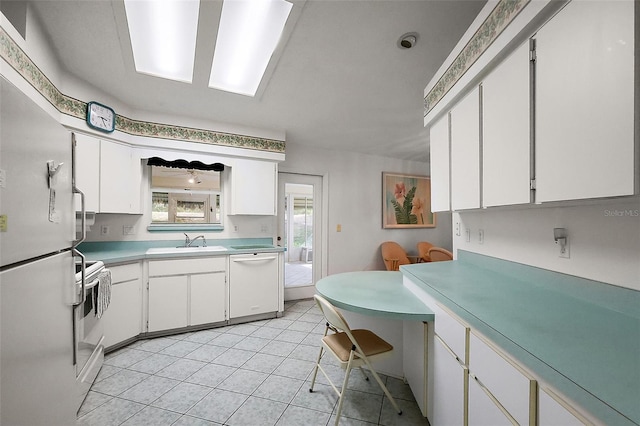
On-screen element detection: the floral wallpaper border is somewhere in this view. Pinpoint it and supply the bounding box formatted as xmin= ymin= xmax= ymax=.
xmin=0 ymin=27 xmax=285 ymax=154
xmin=424 ymin=0 xmax=530 ymax=116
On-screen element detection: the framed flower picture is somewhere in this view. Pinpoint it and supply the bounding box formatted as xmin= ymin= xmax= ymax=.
xmin=382 ymin=172 xmax=436 ymax=228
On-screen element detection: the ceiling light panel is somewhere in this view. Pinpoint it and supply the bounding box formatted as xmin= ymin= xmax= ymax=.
xmin=124 ymin=0 xmax=200 ymax=83
xmin=209 ymin=0 xmax=293 ymax=96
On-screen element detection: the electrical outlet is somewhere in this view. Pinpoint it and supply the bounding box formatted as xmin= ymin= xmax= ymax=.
xmin=478 ymin=229 xmax=484 ymax=244
xmin=123 ymin=225 xmax=134 ymax=235
xmin=337 ymin=224 xmax=342 ymax=232
xmin=260 ymin=225 xmax=268 ymax=233
xmin=233 ymin=225 xmax=239 ymax=232
xmin=559 ymin=241 xmax=570 ymax=258
xmin=465 ymin=228 xmax=471 ymax=242
xmin=455 ymin=222 xmax=461 ymax=236
xmin=100 ymin=225 xmax=109 ymax=235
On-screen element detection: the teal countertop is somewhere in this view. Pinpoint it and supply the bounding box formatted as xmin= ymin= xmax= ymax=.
xmin=402 ymin=250 xmax=640 ymax=426
xmin=77 ymin=238 xmax=284 ymax=264
xmin=316 ymin=271 xmax=434 ymax=322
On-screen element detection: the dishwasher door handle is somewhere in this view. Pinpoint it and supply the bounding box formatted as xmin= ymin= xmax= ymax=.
xmin=231 ymin=256 xmax=278 ymax=262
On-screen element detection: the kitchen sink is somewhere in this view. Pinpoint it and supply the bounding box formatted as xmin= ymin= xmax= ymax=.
xmin=146 ymin=246 xmax=228 ymax=255
xmin=230 ymin=244 xmax=275 ymax=250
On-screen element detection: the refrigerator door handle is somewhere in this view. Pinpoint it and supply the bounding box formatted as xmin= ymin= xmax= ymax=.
xmin=72 ymin=248 xmax=86 ymax=308
xmin=71 ymin=133 xmax=86 ymax=247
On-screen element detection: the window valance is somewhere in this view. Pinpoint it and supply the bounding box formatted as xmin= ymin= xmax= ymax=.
xmin=146 ymin=157 xmax=224 ymax=171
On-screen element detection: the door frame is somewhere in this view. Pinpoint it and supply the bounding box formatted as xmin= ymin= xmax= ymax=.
xmin=277 ymin=171 xmax=328 ymax=300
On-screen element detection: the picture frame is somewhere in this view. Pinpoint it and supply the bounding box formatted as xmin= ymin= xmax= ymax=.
xmin=382 ymin=172 xmax=436 ymax=228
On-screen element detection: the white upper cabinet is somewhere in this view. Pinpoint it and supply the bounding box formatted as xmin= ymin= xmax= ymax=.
xmin=99 ymin=140 xmax=142 ymax=214
xmin=482 ymin=42 xmax=531 ymax=207
xmin=534 ymin=0 xmax=635 ymax=202
xmin=429 ymin=113 xmax=450 ymax=212
xmin=450 ymin=86 xmax=481 ymax=210
xmin=74 ymin=133 xmax=100 ymax=212
xmin=230 ymin=159 xmax=277 ymax=215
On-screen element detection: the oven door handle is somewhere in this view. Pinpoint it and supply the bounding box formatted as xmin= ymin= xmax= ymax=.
xmin=85 ymin=277 xmax=100 ymax=291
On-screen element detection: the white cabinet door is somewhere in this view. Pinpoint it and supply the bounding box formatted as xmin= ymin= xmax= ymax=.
xmin=74 ymin=133 xmax=100 ymax=212
xmin=148 ymin=275 xmax=188 ymax=332
xmin=433 ymin=335 xmax=468 ymax=426
xmin=468 ymin=375 xmax=514 ymax=426
xmin=450 ymin=86 xmax=481 ymax=210
xmin=429 ymin=114 xmax=450 ymax=212
xmin=190 ymin=272 xmax=226 ymax=326
xmin=230 ymin=159 xmax=277 ymax=215
xmin=229 ymin=253 xmax=279 ymax=318
xmin=469 ymin=332 xmax=534 ymax=426
xmin=101 ymin=263 xmax=142 ymax=349
xmin=535 ymin=0 xmax=635 ymax=202
xmin=99 ymin=140 xmax=141 ymax=214
xmin=482 ymin=42 xmax=531 ymax=207
xmin=402 ymin=321 xmax=429 ymax=418
xmin=538 ymin=387 xmax=586 ymax=426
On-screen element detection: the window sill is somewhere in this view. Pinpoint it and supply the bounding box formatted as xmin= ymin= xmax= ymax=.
xmin=147 ymin=224 xmax=224 ymax=232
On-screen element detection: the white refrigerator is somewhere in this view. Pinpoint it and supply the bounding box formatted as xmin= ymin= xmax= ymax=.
xmin=0 ymin=78 xmax=78 ymax=425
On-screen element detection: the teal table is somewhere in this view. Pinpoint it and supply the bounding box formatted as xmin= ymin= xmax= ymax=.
xmin=315 ymin=271 xmax=434 ymax=322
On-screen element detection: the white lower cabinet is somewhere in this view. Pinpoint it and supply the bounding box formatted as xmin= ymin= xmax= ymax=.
xmin=190 ymin=272 xmax=226 ymax=325
xmin=148 ymin=275 xmax=189 ymax=332
xmin=402 ymin=320 xmax=430 ymax=418
xmin=229 ymin=253 xmax=279 ymax=318
xmin=468 ymin=374 xmax=514 ymax=426
xmin=538 ymin=387 xmax=586 ymax=426
xmin=468 ymin=332 xmax=536 ymax=426
xmin=148 ymin=257 xmax=227 ymax=332
xmin=101 ymin=263 xmax=142 ymax=349
xmin=433 ymin=335 xmax=468 ymax=426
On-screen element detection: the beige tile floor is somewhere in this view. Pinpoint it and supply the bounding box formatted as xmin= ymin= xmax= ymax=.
xmin=77 ymin=299 xmax=429 ymax=426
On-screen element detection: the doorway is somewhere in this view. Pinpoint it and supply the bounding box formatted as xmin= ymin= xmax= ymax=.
xmin=278 ymin=173 xmax=323 ymax=301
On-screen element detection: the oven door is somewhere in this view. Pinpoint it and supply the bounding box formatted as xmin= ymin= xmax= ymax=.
xmin=74 ymin=273 xmax=105 ymax=411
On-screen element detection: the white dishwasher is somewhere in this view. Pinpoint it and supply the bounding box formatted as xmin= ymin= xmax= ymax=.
xmin=229 ymin=253 xmax=279 ymax=318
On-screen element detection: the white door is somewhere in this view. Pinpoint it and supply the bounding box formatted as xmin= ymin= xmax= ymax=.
xmin=277 ymin=173 xmax=323 ymax=301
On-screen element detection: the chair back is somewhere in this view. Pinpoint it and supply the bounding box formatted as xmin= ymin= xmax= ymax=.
xmin=314 ymin=294 xmax=358 ymax=343
xmin=417 ymin=241 xmax=434 ymax=262
xmin=380 ymin=241 xmax=410 ymax=271
xmin=427 ymin=247 xmax=453 ymax=262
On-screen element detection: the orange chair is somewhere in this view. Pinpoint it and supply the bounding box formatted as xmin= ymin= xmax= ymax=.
xmin=427 ymin=247 xmax=453 ymax=262
xmin=417 ymin=241 xmax=435 ymax=262
xmin=380 ymin=241 xmax=411 ymax=271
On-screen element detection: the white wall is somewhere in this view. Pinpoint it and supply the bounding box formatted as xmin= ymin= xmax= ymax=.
xmin=453 ymin=196 xmax=640 ymax=290
xmin=281 ymin=141 xmax=452 ymax=274
xmin=86 ymin=140 xmax=453 ymax=276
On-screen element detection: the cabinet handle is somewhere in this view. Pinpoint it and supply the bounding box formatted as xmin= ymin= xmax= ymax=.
xmin=435 ymin=334 xmax=462 ymax=363
xmin=232 ymin=256 xmax=277 ymax=262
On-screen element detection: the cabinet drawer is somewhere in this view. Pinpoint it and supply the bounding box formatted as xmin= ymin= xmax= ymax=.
xmin=109 ymin=263 xmax=140 ymax=284
xmin=434 ymin=303 xmax=469 ymax=364
xmin=538 ymin=387 xmax=586 ymax=426
xmin=468 ymin=374 xmax=514 ymax=426
xmin=469 ymin=332 xmax=535 ymax=426
xmin=149 ymin=257 xmax=225 ymax=276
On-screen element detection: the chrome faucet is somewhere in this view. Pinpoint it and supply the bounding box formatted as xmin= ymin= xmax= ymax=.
xmin=183 ymin=233 xmax=207 ymax=247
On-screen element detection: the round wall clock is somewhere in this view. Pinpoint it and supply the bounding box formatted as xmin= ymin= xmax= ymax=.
xmin=86 ymin=101 xmax=116 ymax=133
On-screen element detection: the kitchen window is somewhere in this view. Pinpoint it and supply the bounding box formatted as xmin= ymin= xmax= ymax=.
xmin=147 ymin=160 xmax=223 ymax=231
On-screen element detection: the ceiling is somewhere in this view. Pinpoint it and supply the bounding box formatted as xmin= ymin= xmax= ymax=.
xmin=27 ymin=0 xmax=486 ymax=162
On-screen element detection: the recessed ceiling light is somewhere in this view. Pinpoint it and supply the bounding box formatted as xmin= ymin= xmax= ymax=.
xmin=124 ymin=0 xmax=200 ymax=83
xmin=209 ymin=0 xmax=293 ymax=97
